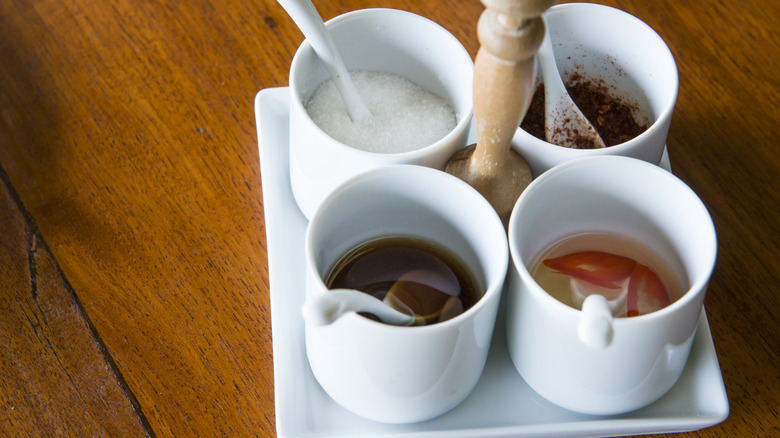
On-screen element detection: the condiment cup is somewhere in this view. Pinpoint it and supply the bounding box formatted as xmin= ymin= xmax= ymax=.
xmin=512 ymin=3 xmax=678 ymax=177
xmin=304 ymin=165 xmax=508 ymax=423
xmin=505 ymin=156 xmax=717 ymax=415
xmin=289 ymin=8 xmax=474 ymax=220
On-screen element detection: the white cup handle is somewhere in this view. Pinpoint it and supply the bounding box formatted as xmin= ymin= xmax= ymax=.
xmin=578 ymin=294 xmax=615 ymax=349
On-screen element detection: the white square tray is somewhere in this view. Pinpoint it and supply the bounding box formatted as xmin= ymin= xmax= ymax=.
xmin=255 ymin=87 xmax=729 ymax=437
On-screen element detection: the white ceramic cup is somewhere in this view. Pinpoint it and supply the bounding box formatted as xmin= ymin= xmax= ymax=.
xmin=512 ymin=3 xmax=678 ymax=177
xmin=505 ymin=156 xmax=717 ymax=415
xmin=303 ymin=165 xmax=508 ymax=423
xmin=288 ymin=8 xmax=474 ymax=220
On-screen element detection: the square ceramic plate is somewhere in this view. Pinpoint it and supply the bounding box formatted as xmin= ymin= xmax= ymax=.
xmin=255 ymin=87 xmax=729 ymax=437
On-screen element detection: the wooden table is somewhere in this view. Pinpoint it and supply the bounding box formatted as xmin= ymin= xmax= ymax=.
xmin=1 ymin=0 xmax=777 ymax=436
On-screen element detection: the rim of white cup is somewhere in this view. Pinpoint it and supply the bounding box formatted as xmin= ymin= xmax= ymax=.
xmin=289 ymin=8 xmax=474 ymax=158
xmin=507 ymin=156 xmax=717 ymax=323
xmin=513 ymin=3 xmax=679 ymax=155
xmin=305 ymin=164 xmax=509 ymax=332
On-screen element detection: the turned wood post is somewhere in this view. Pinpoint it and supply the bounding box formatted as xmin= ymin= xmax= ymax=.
xmin=446 ymin=0 xmax=553 ymax=224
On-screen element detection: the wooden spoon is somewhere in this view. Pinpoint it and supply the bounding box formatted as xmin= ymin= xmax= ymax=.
xmin=445 ymin=0 xmax=553 ymax=225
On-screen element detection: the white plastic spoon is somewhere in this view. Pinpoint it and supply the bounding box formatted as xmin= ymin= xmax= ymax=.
xmin=277 ymin=0 xmax=372 ymax=122
xmin=301 ymin=289 xmax=416 ymax=326
xmin=538 ymin=16 xmax=605 ymax=148
xmin=578 ymin=294 xmax=615 ymax=349
xmin=570 ymin=277 xmax=628 ymax=316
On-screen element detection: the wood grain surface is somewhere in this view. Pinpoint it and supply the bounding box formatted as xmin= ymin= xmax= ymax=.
xmin=1 ymin=0 xmax=777 ymax=436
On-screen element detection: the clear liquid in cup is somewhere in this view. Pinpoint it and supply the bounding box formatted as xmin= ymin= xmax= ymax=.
xmin=530 ymin=232 xmax=685 ymax=317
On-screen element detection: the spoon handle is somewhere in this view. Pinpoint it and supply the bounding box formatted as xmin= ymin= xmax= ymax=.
xmin=301 ymin=289 xmax=415 ymax=326
xmin=537 ymin=15 xmax=605 ymax=148
xmin=277 ymin=0 xmax=372 ymax=122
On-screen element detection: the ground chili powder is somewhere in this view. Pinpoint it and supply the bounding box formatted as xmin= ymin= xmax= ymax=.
xmin=520 ymin=73 xmax=649 ymax=148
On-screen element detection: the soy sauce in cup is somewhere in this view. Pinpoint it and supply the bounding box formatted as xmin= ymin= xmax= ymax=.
xmin=325 ymin=236 xmax=480 ymax=325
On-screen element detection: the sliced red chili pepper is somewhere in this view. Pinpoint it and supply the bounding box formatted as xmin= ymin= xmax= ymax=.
xmin=543 ymin=251 xmax=637 ymax=289
xmin=626 ymin=264 xmax=671 ymax=317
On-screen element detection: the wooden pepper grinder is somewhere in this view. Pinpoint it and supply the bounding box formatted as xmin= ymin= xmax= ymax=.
xmin=445 ymin=0 xmax=553 ymax=225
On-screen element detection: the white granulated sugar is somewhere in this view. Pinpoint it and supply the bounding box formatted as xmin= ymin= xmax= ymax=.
xmin=305 ymin=71 xmax=457 ymax=153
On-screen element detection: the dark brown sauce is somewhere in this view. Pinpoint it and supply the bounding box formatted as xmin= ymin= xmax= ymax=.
xmin=325 ymin=236 xmax=480 ymax=325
